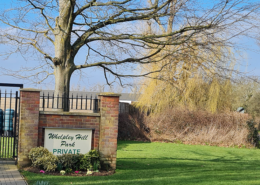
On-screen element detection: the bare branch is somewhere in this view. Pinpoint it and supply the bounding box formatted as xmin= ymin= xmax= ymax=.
xmin=75 ymin=46 xmax=164 ymax=70
xmin=27 ymin=0 xmax=55 ymax=32
xmin=0 ymin=19 xmax=47 ymax=34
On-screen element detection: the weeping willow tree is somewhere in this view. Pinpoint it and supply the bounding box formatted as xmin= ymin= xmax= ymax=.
xmin=136 ymin=48 xmax=236 ymax=113
xmin=136 ymin=5 xmax=237 ymax=113
xmin=136 ymin=60 xmax=235 ymax=113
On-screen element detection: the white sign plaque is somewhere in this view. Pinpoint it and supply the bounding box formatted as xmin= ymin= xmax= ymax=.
xmin=44 ymin=128 xmax=92 ymax=155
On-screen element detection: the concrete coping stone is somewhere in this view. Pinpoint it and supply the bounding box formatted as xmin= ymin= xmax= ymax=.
xmin=20 ymin=88 xmax=41 ymax=92
xmin=39 ymin=111 xmax=100 ymax=117
xmin=98 ymin=92 xmax=121 ymax=97
xmin=43 ymin=127 xmax=95 ymax=130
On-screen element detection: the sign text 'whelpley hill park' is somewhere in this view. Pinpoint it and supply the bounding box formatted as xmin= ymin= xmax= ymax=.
xmin=44 ymin=128 xmax=92 ymax=155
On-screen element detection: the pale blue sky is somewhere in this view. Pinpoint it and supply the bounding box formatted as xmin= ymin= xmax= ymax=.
xmin=0 ymin=0 xmax=259 ymax=92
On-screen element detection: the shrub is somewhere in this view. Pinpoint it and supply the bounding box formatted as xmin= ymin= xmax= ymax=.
xmin=57 ymin=151 xmax=100 ymax=171
xmin=246 ymin=120 xmax=259 ymax=148
xmin=29 ymin=147 xmax=101 ymax=172
xmin=28 ymin=146 xmax=52 ymax=163
xmin=57 ymin=154 xmax=84 ymax=170
xmin=65 ymin=168 xmax=72 ymax=174
xmin=79 ymin=154 xmax=91 ymax=170
xmin=88 ymin=149 xmax=99 ymax=158
xmin=79 ymin=150 xmax=100 ymax=170
xmin=28 ymin=147 xmax=58 ymax=172
xmin=74 ymin=154 xmax=85 ymax=170
xmin=93 ymin=160 xmax=100 ymax=171
xmin=56 ymin=162 xmax=63 ymax=171
xmin=88 ymin=150 xmax=100 ymax=170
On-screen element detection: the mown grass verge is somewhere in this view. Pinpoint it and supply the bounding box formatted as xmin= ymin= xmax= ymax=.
xmin=0 ymin=136 xmax=15 ymax=158
xmin=22 ymin=141 xmax=260 ymax=185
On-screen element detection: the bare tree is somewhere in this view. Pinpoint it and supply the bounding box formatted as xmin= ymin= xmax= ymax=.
xmin=0 ymin=0 xmax=259 ymax=110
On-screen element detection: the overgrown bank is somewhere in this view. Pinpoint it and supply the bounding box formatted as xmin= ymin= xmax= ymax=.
xmin=118 ymin=107 xmax=257 ymax=148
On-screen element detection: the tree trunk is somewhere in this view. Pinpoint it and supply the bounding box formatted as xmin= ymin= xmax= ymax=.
xmin=54 ymin=66 xmax=72 ymax=111
xmin=52 ymin=0 xmax=75 ymax=111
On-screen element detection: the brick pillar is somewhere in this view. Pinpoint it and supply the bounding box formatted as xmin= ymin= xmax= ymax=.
xmin=98 ymin=93 xmax=120 ymax=170
xmin=18 ymin=88 xmax=40 ymax=167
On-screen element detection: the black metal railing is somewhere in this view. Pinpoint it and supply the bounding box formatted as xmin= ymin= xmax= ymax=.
xmin=40 ymin=92 xmax=100 ymax=112
xmin=0 ymin=90 xmax=20 ymax=158
xmin=119 ymin=103 xmax=139 ymax=114
xmin=119 ymin=102 xmax=130 ymax=113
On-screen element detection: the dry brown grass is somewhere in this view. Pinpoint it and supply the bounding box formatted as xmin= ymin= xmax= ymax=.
xmin=118 ymin=107 xmax=252 ymax=147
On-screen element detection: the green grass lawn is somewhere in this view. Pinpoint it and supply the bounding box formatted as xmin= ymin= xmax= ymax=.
xmin=22 ymin=141 xmax=260 ymax=185
xmin=0 ymin=136 xmax=16 ymax=158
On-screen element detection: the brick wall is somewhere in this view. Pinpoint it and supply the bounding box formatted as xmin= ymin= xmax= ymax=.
xmin=38 ymin=112 xmax=100 ymax=150
xmin=18 ymin=88 xmax=40 ymax=167
xmin=99 ymin=93 xmax=120 ymax=170
xmin=18 ymin=90 xmax=121 ymax=170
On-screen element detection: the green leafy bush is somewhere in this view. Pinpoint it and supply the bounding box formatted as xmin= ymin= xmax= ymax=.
xmin=56 ymin=162 xmax=63 ymax=171
xmin=57 ymin=154 xmax=84 ymax=170
xmin=65 ymin=168 xmax=72 ymax=174
xmin=28 ymin=147 xmax=52 ymax=163
xmin=79 ymin=154 xmax=91 ymax=170
xmin=29 ymin=148 xmax=101 ymax=172
xmin=28 ymin=147 xmax=58 ymax=172
xmin=74 ymin=154 xmax=84 ymax=170
xmin=88 ymin=150 xmax=100 ymax=170
xmin=57 ymin=150 xmax=100 ymax=171
xmin=93 ymin=160 xmax=100 ymax=171
xmin=88 ymin=150 xmax=100 ymax=158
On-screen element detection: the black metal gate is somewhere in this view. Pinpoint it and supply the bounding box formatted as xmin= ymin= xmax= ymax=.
xmin=0 ymin=83 xmax=23 ymax=159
